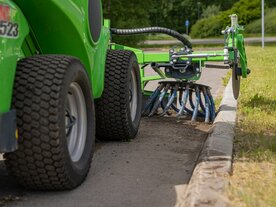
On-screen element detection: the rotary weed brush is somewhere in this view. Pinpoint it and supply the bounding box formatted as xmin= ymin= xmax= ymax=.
xmin=111 ymin=14 xmax=250 ymax=123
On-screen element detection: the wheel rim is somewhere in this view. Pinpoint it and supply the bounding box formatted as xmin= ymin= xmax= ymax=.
xmin=129 ymin=69 xmax=138 ymax=121
xmin=65 ymin=82 xmax=87 ymax=162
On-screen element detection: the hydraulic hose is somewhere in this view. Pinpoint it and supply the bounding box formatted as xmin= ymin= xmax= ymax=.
xmin=110 ymin=27 xmax=192 ymax=49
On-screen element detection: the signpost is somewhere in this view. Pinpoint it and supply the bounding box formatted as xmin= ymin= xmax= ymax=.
xmin=262 ymin=0 xmax=265 ymax=48
xmin=185 ymin=19 xmax=190 ymax=35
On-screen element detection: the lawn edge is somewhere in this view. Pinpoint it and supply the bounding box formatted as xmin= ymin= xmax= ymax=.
xmin=183 ymin=78 xmax=237 ymax=207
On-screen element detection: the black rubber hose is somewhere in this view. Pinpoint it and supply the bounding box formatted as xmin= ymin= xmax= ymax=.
xmin=110 ymin=27 xmax=192 ymax=49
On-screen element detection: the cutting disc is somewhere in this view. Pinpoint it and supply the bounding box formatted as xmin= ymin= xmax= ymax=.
xmin=232 ymin=64 xmax=240 ymax=99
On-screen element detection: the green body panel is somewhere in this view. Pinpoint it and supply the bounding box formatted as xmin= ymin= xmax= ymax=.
xmin=237 ymin=34 xmax=248 ymax=78
xmin=13 ymin=0 xmax=110 ymax=98
xmin=0 ymin=0 xmax=29 ymax=114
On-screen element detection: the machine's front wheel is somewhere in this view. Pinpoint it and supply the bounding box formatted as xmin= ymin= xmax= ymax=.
xmin=95 ymin=50 xmax=142 ymax=140
xmin=5 ymin=55 xmax=95 ymax=190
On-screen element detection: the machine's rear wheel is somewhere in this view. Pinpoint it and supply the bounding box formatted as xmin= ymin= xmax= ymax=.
xmin=4 ymin=55 xmax=95 ymax=190
xmin=95 ymin=50 xmax=142 ymax=140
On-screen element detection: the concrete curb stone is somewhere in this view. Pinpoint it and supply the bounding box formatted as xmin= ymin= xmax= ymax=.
xmin=183 ymin=78 xmax=237 ymax=207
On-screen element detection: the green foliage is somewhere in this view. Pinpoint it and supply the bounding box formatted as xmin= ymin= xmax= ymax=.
xmin=208 ymin=0 xmax=239 ymax=11
xmin=267 ymin=0 xmax=276 ymax=8
xmin=101 ymin=0 xmax=242 ymax=45
xmin=202 ymin=5 xmax=221 ymax=18
xmin=148 ymin=0 xmax=239 ymax=31
xmin=102 ymin=0 xmax=153 ymax=46
xmin=191 ymin=0 xmax=261 ymax=38
xmin=149 ymin=0 xmax=238 ymax=34
xmin=190 ymin=16 xmax=223 ymax=38
xmin=148 ymin=0 xmax=199 ymax=33
xmin=102 ymin=0 xmax=274 ymax=44
xmin=221 ymin=0 xmax=261 ymax=25
xmin=246 ymin=8 xmax=276 ymax=34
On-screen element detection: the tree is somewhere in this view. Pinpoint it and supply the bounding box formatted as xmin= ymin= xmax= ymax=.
xmin=101 ymin=0 xmax=241 ymax=44
xmin=202 ymin=5 xmax=221 ymax=19
xmin=102 ymin=0 xmax=154 ymax=46
xmin=191 ymin=0 xmax=261 ymax=38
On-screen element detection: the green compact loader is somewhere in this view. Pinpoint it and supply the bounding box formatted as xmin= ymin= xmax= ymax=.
xmin=0 ymin=0 xmax=142 ymax=190
xmin=0 ymin=0 xmax=249 ymax=190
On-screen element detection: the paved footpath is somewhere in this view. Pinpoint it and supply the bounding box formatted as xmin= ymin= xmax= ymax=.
xmin=0 ymin=68 xmax=228 ymax=207
xmin=145 ymin=37 xmax=276 ymax=45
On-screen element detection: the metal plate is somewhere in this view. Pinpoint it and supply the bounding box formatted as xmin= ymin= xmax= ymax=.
xmin=0 ymin=109 xmax=17 ymax=153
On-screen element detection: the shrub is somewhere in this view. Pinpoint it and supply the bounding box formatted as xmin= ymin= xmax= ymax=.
xmin=202 ymin=5 xmax=221 ymax=19
xmin=190 ymin=16 xmax=223 ymax=38
xmin=191 ymin=0 xmax=261 ymax=38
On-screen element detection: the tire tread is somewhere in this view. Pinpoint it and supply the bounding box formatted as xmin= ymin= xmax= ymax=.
xmin=4 ymin=55 xmax=87 ymax=190
xmin=95 ymin=50 xmax=141 ymax=140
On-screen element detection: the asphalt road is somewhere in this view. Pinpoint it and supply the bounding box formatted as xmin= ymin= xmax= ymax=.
xmin=145 ymin=37 xmax=276 ymax=45
xmin=0 ymin=67 xmax=228 ymax=207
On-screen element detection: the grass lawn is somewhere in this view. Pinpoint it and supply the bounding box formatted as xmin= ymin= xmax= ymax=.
xmin=228 ymin=46 xmax=276 ymax=206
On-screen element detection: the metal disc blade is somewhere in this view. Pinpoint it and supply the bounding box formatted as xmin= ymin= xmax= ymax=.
xmin=232 ymin=67 xmax=240 ymax=99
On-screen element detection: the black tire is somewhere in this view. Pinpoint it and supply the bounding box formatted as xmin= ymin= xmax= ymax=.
xmin=95 ymin=50 xmax=142 ymax=140
xmin=4 ymin=55 xmax=95 ymax=190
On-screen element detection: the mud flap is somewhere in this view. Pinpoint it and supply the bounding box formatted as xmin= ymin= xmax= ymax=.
xmin=0 ymin=110 xmax=17 ymax=153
